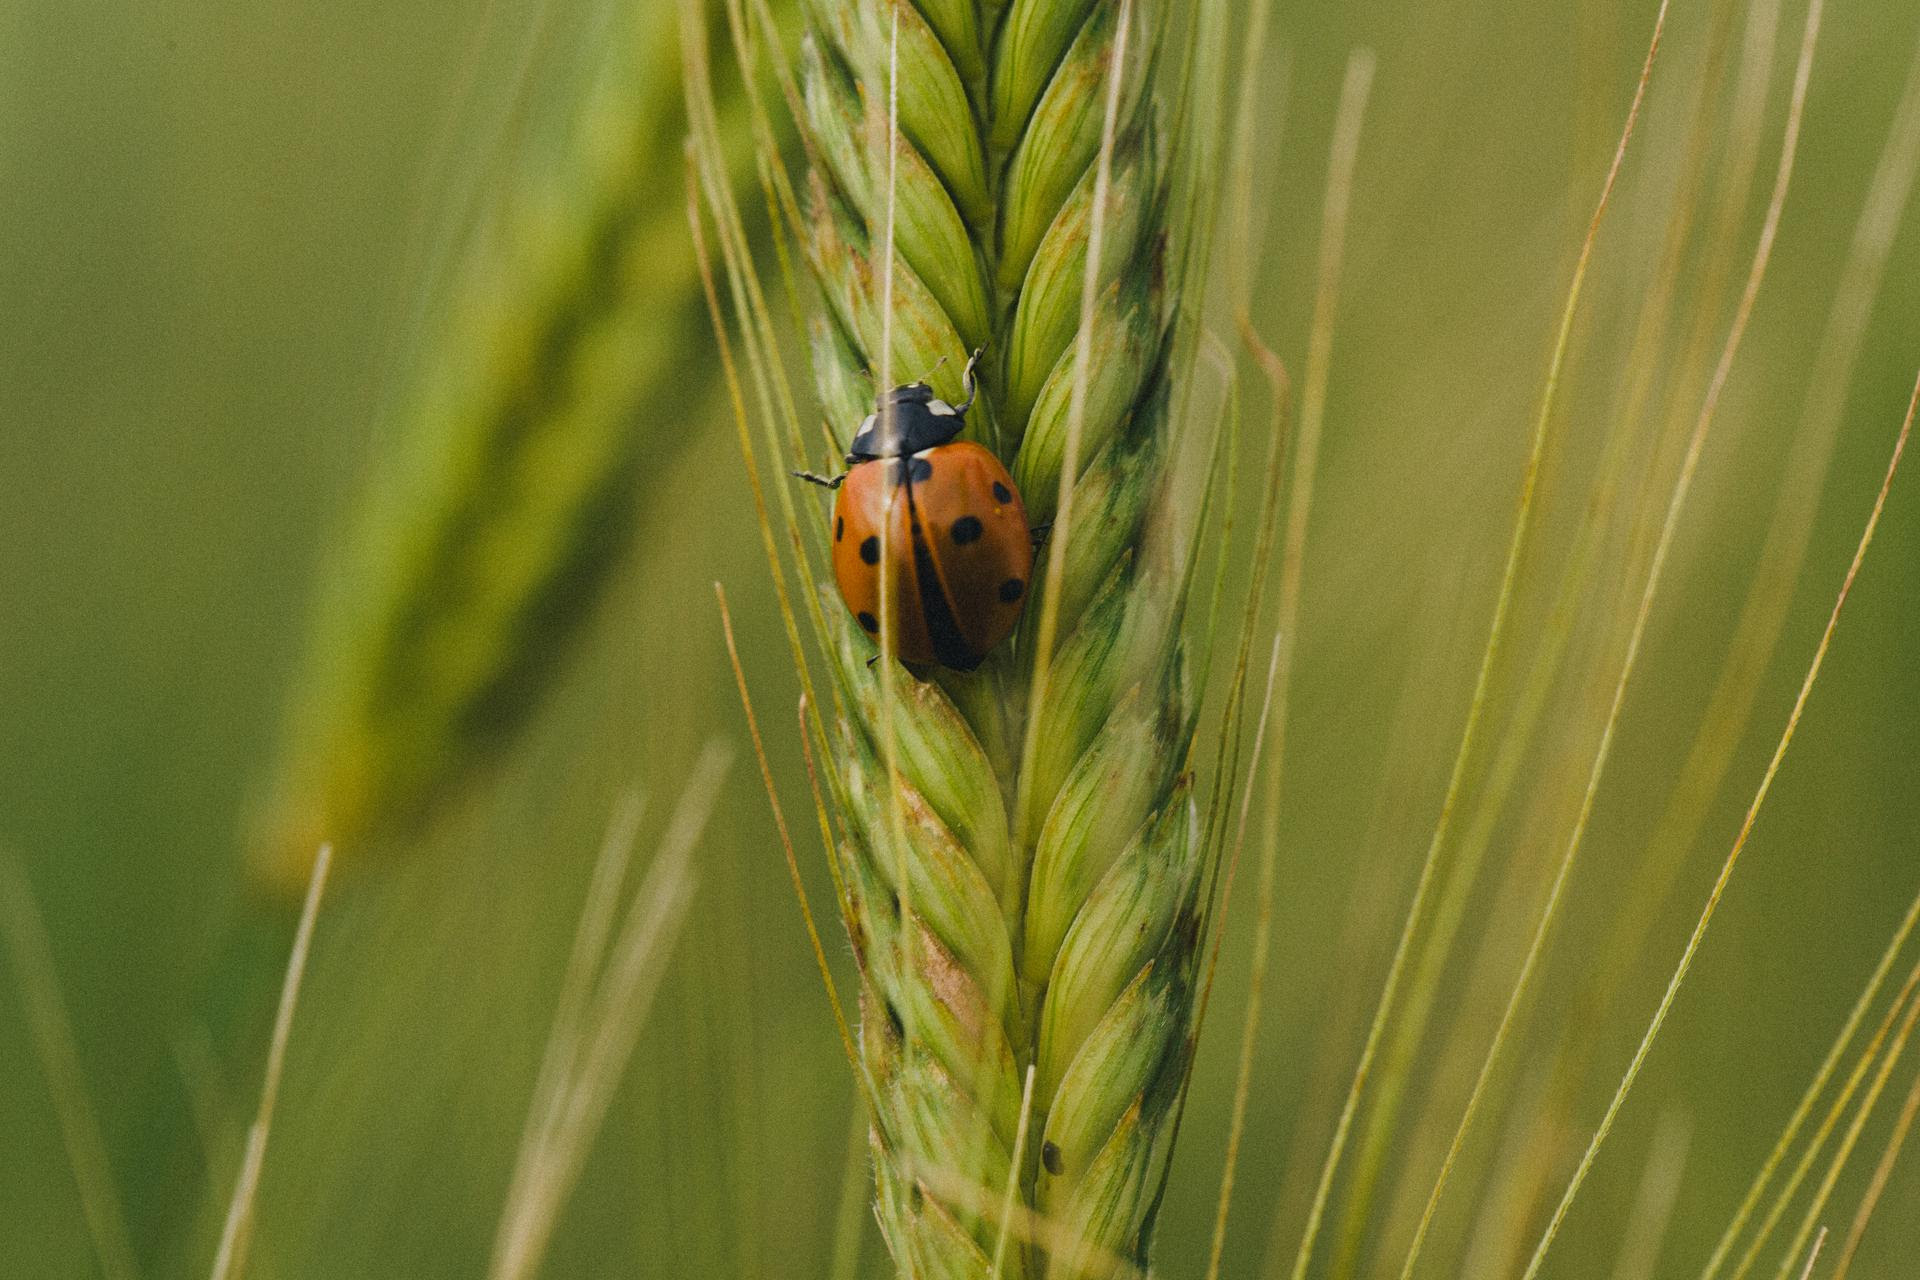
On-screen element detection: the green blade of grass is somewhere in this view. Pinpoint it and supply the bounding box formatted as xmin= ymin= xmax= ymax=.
xmin=1282 ymin=7 xmax=1673 ymax=1274
xmin=209 ymin=843 xmax=333 ymax=1280
xmin=1539 ymin=361 xmax=1916 ymax=1279
xmin=1397 ymin=3 xmax=1827 ymax=1267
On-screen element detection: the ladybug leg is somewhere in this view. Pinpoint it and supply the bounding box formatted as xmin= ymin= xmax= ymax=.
xmin=866 ymin=652 xmax=882 ymax=670
xmin=791 ymin=469 xmax=845 ymax=489
xmin=1028 ymin=520 xmax=1054 ymax=550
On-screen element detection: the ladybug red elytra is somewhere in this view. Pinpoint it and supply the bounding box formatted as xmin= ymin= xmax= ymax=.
xmin=797 ymin=350 xmax=1037 ymax=671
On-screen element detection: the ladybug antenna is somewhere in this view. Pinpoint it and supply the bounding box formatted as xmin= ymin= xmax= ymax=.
xmin=956 ymin=347 xmax=985 ymax=415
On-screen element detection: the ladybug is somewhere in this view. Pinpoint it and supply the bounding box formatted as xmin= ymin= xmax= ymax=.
xmin=797 ymin=350 xmax=1036 ymax=671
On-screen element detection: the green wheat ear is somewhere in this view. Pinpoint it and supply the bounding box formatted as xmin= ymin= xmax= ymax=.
xmin=252 ymin=8 xmax=751 ymax=890
xmin=701 ymin=0 xmax=1237 ymax=1272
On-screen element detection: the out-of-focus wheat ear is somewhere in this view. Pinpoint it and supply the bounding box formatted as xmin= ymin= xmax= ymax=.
xmin=254 ymin=8 xmax=732 ymax=889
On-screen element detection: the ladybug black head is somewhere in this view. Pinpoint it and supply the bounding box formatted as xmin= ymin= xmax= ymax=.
xmin=846 ymin=393 xmax=964 ymax=460
xmin=846 ymin=351 xmax=983 ymax=461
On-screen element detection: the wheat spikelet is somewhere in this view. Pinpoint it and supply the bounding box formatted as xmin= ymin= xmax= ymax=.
xmin=255 ymin=8 xmax=736 ymax=887
xmin=692 ymin=0 xmax=1238 ymax=1273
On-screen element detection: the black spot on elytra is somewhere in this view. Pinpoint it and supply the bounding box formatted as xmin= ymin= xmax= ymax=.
xmin=992 ymin=480 xmax=1012 ymax=503
xmin=999 ymin=577 xmax=1025 ymax=603
xmin=895 ymin=455 xmax=934 ymax=485
xmin=857 ymin=610 xmax=879 ymax=633
xmin=859 ymin=536 xmax=880 ymax=565
xmin=835 ymin=516 xmax=844 ymax=541
xmin=1042 ymin=1141 xmax=1064 ymax=1176
xmin=950 ymin=515 xmax=983 ymax=545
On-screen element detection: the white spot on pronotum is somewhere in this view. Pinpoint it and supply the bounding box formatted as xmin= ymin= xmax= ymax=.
xmin=928 ymin=400 xmax=956 ymax=416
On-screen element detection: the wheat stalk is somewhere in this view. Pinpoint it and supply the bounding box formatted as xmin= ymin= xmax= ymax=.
xmin=799 ymin=1 xmax=1209 ymax=1271
xmin=683 ymin=0 xmax=1249 ymax=1272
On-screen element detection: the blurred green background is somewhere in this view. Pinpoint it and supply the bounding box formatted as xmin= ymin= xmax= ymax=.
xmin=4 ymin=1 xmax=1919 ymax=1277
